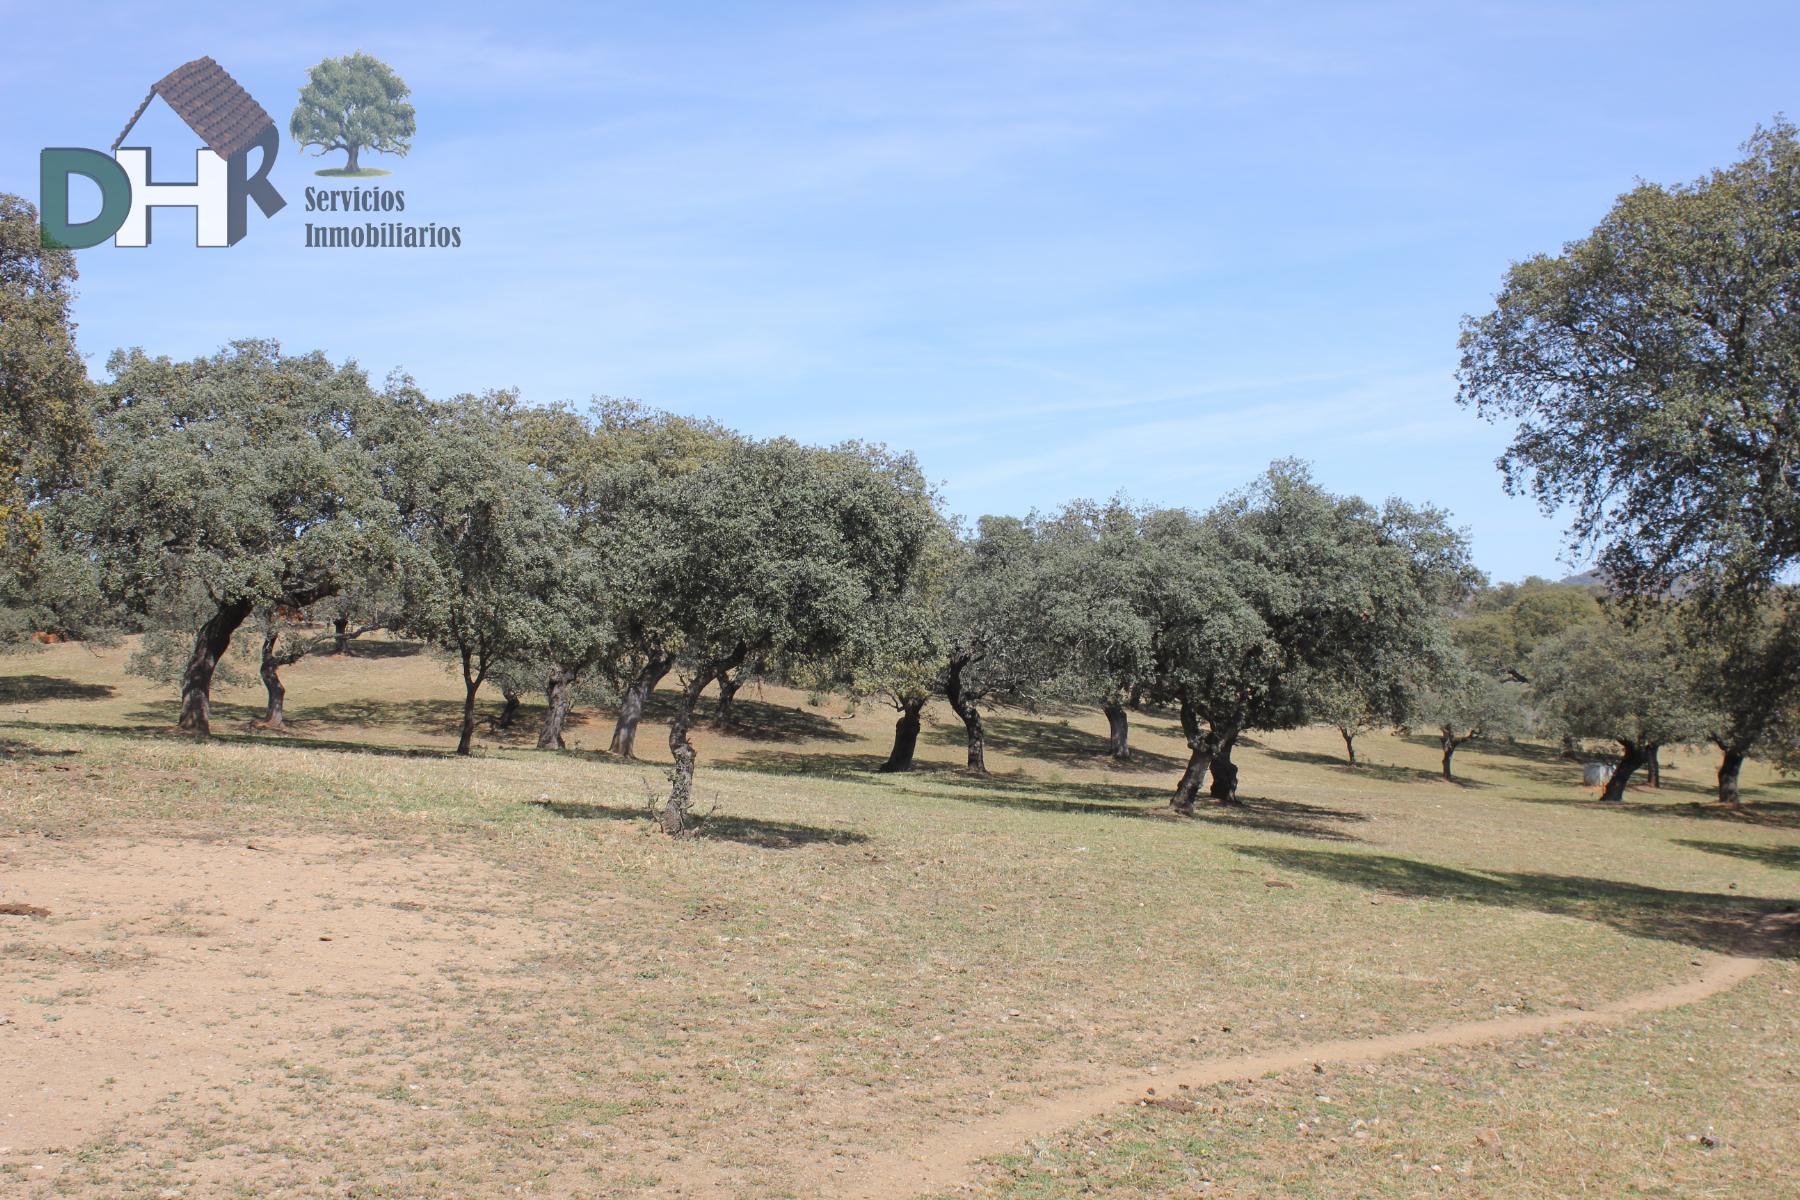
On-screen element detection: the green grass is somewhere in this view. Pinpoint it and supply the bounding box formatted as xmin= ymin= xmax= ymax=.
xmin=1 ymin=632 xmax=1796 ymax=1197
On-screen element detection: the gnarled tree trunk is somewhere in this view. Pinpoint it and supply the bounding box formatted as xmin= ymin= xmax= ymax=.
xmin=1171 ymin=696 xmax=1234 ymax=813
xmin=179 ymin=597 xmax=254 ymax=736
xmin=610 ymin=649 xmax=674 ymax=758
xmin=332 ymin=616 xmax=350 ymax=655
xmin=1102 ymin=700 xmax=1130 ymax=761
xmin=257 ymin=628 xmax=305 ymax=730
xmin=660 ymin=648 xmax=744 ymax=835
xmin=879 ymin=696 xmax=926 ymax=773
xmin=497 ymin=688 xmax=522 ymax=730
xmin=1339 ymin=725 xmax=1358 ymax=766
xmin=538 ymin=665 xmax=577 ymax=750
xmin=944 ymin=652 xmax=986 ymax=773
xmin=1599 ymin=739 xmax=1648 ymax=803
xmin=1645 ymin=744 xmax=1662 ymax=788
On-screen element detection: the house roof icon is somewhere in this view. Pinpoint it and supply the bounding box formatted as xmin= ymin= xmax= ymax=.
xmin=111 ymin=56 xmax=275 ymax=160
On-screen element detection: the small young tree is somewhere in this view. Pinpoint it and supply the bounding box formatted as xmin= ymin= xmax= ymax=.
xmin=289 ymin=53 xmax=416 ymax=174
xmin=70 ymin=342 xmax=399 ymax=735
xmin=1529 ymin=613 xmax=1706 ymax=801
xmin=1406 ymin=650 xmax=1524 ymax=780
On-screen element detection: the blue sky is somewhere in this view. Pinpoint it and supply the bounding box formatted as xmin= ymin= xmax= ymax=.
xmin=3 ymin=1 xmax=1795 ymax=581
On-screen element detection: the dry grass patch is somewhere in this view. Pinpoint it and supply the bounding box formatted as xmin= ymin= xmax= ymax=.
xmin=1 ymin=641 xmax=1796 ymax=1197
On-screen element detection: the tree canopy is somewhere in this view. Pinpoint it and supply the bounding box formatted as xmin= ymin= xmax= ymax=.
xmin=1458 ymin=121 xmax=1800 ymax=601
xmin=0 ymin=194 xmax=90 ymax=571
xmin=68 ymin=341 xmax=403 ymax=734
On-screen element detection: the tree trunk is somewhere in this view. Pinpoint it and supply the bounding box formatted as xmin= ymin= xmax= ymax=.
xmin=497 ymin=688 xmax=522 ymax=730
xmin=1600 ymin=740 xmax=1647 ymax=803
xmin=1440 ymin=728 xmax=1466 ymax=781
xmin=1340 ymin=726 xmax=1358 ymax=766
xmin=538 ymin=665 xmax=576 ymax=750
xmin=178 ymin=597 xmax=254 ymax=736
xmin=714 ymin=667 xmax=743 ymax=727
xmin=944 ymin=652 xmax=986 ymax=773
xmin=456 ymin=649 xmax=485 ymax=756
xmin=1102 ymin=700 xmax=1130 ymax=761
xmin=259 ymin=629 xmax=288 ymax=730
xmin=660 ymin=649 xmax=745 ymax=835
xmin=609 ymin=650 xmax=674 ymax=758
xmin=1127 ymin=681 xmax=1144 ymax=709
xmin=878 ymin=696 xmax=926 ymax=773
xmin=1171 ymin=746 xmax=1211 ymax=813
xmin=1208 ymin=731 xmax=1240 ymax=804
xmin=332 ymin=616 xmax=350 ymax=655
xmin=1645 ymin=743 xmax=1662 ymax=788
xmin=345 ymin=143 xmax=360 ymax=173
xmin=1171 ymin=696 xmax=1233 ymax=813
xmin=1717 ymin=744 xmax=1747 ymax=805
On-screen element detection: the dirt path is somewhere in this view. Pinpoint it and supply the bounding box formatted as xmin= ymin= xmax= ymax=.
xmin=833 ymin=951 xmax=1764 ymax=1200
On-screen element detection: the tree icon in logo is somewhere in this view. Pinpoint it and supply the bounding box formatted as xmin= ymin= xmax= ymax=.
xmin=289 ymin=53 xmax=415 ymax=177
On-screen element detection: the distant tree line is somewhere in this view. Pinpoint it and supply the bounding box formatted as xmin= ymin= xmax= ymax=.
xmin=5 ymin=120 xmax=1800 ymax=828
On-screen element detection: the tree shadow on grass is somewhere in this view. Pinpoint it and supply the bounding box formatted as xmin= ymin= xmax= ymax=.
xmin=0 ymin=739 xmax=81 ymax=759
xmin=333 ymin=638 xmax=426 ymax=660
xmin=1236 ymin=844 xmax=1800 ymax=958
xmin=724 ymin=749 xmax=1367 ymax=841
xmin=1675 ymin=840 xmax=1800 ymax=873
xmin=2 ymin=718 xmax=458 ymax=761
xmin=924 ymin=715 xmax=1186 ymax=772
xmin=634 ymin=691 xmax=857 ymax=743
xmin=0 ymin=675 xmax=117 ymax=703
xmin=1262 ymin=746 xmax=1450 ymax=787
xmin=935 ymin=777 xmax=1370 ymax=842
xmin=1514 ymin=793 xmax=1800 ymax=830
xmin=528 ymin=798 xmax=869 ymax=848
xmin=724 ymin=749 xmax=900 ymax=779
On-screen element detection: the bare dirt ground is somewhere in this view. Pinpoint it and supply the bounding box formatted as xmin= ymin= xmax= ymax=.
xmin=3 ymin=639 xmax=1797 ymax=1197
xmin=1 ymin=835 xmax=551 ymax=1156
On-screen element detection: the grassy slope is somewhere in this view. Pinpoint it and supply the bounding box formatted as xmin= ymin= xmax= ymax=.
xmin=2 ymin=635 xmax=1796 ymax=1197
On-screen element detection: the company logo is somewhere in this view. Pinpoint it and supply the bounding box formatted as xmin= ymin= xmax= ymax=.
xmin=40 ymin=57 xmax=285 ymax=249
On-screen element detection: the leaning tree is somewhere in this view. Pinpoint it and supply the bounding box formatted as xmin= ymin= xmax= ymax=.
xmin=1148 ymin=463 xmax=1465 ymax=809
xmin=70 ymin=341 xmax=401 ymax=735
